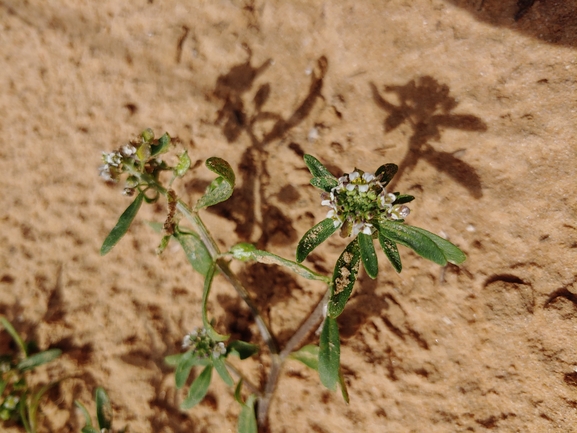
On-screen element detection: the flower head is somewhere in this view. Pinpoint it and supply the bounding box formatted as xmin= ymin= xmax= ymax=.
xmin=182 ymin=327 xmax=227 ymax=359
xmin=321 ymin=168 xmax=410 ymax=237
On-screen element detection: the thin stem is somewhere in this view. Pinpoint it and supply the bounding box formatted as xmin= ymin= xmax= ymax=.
xmin=224 ymin=360 xmax=262 ymax=397
xmin=257 ymin=289 xmax=329 ymax=426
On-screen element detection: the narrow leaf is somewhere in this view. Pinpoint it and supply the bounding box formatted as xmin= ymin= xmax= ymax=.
xmin=95 ymin=387 xmax=112 ymax=430
xmin=406 ymin=226 xmax=467 ymax=264
xmin=175 ymin=352 xmax=197 ymax=389
xmin=0 ymin=316 xmax=27 ymax=356
xmin=296 ymin=218 xmax=338 ymax=263
xmin=327 ymin=238 xmax=362 ymax=318
xmin=379 ymin=221 xmax=446 ymax=266
xmin=238 ymin=394 xmax=257 ymax=433
xmin=289 ymin=345 xmax=319 ymax=371
xmin=394 ymin=193 xmax=415 ymax=204
xmin=239 ymin=248 xmax=329 ymax=282
xmin=100 ymin=192 xmax=144 ymax=255
xmin=319 ymin=317 xmax=340 ymax=391
xmin=202 ymin=263 xmax=229 ymax=342
xmin=375 ymin=163 xmax=398 ymax=187
xmin=17 ymin=349 xmax=62 ymax=371
xmin=338 ymin=370 xmax=350 ymax=404
xmin=378 ymin=234 xmax=402 ymax=273
xmin=81 ymin=427 xmax=101 ymax=433
xmin=164 ymin=353 xmax=183 ymax=366
xmin=234 ymin=379 xmax=244 ymax=405
xmin=181 ymin=365 xmax=213 ymax=410
xmin=303 ymin=154 xmax=337 ymax=180
xmin=310 ymin=176 xmax=338 ymax=192
xmin=195 ymin=157 xmax=236 ymax=210
xmin=212 ymin=356 xmax=234 ymax=387
xmin=358 ymin=233 xmax=378 ymax=279
xmin=174 ymin=230 xmax=212 ymax=276
xmin=74 ymin=400 xmax=93 ymax=427
xmin=227 ymin=341 xmax=259 ymax=360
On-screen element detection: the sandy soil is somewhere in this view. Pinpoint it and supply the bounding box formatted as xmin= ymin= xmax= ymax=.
xmin=1 ymin=1 xmax=576 ymax=432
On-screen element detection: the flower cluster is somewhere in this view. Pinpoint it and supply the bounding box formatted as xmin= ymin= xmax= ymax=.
xmin=321 ymin=169 xmax=410 ymax=237
xmin=182 ymin=328 xmax=227 ymax=359
xmin=99 ymin=144 xmax=137 ymax=192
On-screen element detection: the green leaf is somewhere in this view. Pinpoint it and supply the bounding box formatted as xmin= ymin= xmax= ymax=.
xmin=234 ymin=379 xmax=244 ymax=404
xmin=238 ymin=394 xmax=257 ymax=433
xmin=151 ymin=132 xmax=171 ymax=157
xmin=393 ymin=193 xmax=415 ymax=204
xmin=30 ymin=382 xmax=60 ymax=431
xmin=358 ymin=233 xmax=378 ymax=279
xmin=296 ymin=218 xmax=339 ymax=263
xmin=327 ymin=238 xmax=362 ymax=318
xmin=378 ymin=221 xmax=447 ymax=266
xmin=303 ymin=154 xmax=337 ymax=180
xmin=319 ymin=317 xmax=340 ymax=391
xmin=310 ymin=176 xmax=338 ymax=192
xmin=212 ymin=356 xmax=234 ymax=387
xmin=232 ymin=246 xmax=329 ymax=282
xmin=195 ymin=157 xmax=236 ymax=210
xmin=100 ymin=192 xmax=144 ymax=255
xmin=74 ymin=400 xmax=93 ymax=427
xmin=338 ymin=369 xmax=349 ymax=404
xmin=17 ymin=349 xmax=61 ymax=371
xmin=375 ymin=163 xmax=398 ymax=187
xmin=201 ymin=263 xmax=229 ymax=342
xmin=378 ymin=234 xmax=402 ymax=273
xmin=173 ymin=150 xmax=191 ymax=178
xmin=172 ymin=352 xmax=210 ymax=384
xmin=141 ymin=128 xmax=155 ymax=142
xmin=0 ymin=316 xmax=27 ymax=356
xmin=175 ymin=352 xmax=199 ymax=389
xmin=18 ymin=396 xmax=31 ymax=433
xmin=181 ymin=365 xmax=213 ymax=410
xmin=95 ymin=387 xmax=112 ymax=430
xmin=81 ymin=427 xmax=101 ymax=433
xmin=174 ymin=229 xmax=212 ymax=276
xmin=289 ymin=345 xmax=319 ymax=371
xmin=406 ymin=226 xmax=467 ymax=265
xmin=227 ymin=341 xmax=259 ymax=360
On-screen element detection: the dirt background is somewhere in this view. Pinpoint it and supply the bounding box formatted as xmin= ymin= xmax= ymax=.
xmin=1 ymin=0 xmax=577 ymax=432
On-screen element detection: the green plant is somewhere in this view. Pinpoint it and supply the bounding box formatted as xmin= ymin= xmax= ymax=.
xmin=0 ymin=317 xmax=62 ymax=433
xmin=75 ymin=387 xmax=124 ymax=433
xmin=100 ymin=129 xmax=466 ymax=432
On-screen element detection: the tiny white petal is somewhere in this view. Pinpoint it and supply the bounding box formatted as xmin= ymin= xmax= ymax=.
xmin=348 ymin=171 xmax=360 ymax=181
xmin=362 ymin=172 xmax=375 ymax=182
xmin=346 ymin=183 xmax=356 ymax=191
xmin=321 ymin=200 xmax=332 ymax=207
xmin=362 ymin=225 xmax=373 ymax=235
xmin=358 ymin=184 xmax=369 ymax=193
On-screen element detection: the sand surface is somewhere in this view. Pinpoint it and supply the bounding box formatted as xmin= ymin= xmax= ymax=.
xmin=1 ymin=1 xmax=576 ymax=432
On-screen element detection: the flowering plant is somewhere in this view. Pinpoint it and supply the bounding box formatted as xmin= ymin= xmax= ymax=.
xmin=99 ymin=130 xmax=466 ymax=433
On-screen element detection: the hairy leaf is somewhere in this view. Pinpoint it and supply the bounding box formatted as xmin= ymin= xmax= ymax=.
xmin=195 ymin=157 xmax=236 ymax=210
xmin=406 ymin=226 xmax=467 ymax=264
xmin=378 ymin=233 xmax=402 ymax=273
xmin=238 ymin=394 xmax=257 ymax=433
xmin=95 ymin=387 xmax=112 ymax=430
xmin=101 ymin=192 xmax=144 ymax=255
xmin=181 ymin=365 xmax=212 ymax=410
xmin=358 ymin=232 xmax=378 ymax=279
xmin=303 ymin=154 xmax=337 ymax=180
xmin=327 ymin=238 xmax=361 ymax=318
xmin=0 ymin=316 xmax=27 ymax=356
xmin=174 ymin=150 xmax=191 ymax=177
xmin=375 ymin=163 xmax=398 ymax=187
xmin=174 ymin=230 xmax=212 ymax=276
xmin=227 ymin=341 xmax=259 ymax=360
xmin=310 ymin=176 xmax=338 ymax=192
xmin=74 ymin=400 xmax=93 ymax=428
xmin=17 ymin=349 xmax=61 ymax=371
xmin=296 ymin=218 xmax=338 ymax=263
xmin=319 ymin=317 xmax=340 ymax=391
xmin=151 ymin=132 xmax=171 ymax=157
xmin=378 ymin=221 xmax=446 ymax=266
xmin=201 ymin=263 xmax=229 ymax=342
xmin=290 ymin=345 xmax=319 ymax=371
xmin=212 ymin=356 xmax=234 ymax=387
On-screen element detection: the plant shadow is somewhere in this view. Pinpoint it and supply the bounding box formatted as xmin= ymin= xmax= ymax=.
xmin=370 ymin=76 xmax=487 ymax=198
xmin=207 ymin=49 xmax=328 ymax=249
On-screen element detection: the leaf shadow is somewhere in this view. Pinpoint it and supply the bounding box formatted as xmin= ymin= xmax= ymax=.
xmin=370 ymin=76 xmax=487 ymax=198
xmin=208 ymin=50 xmax=328 ymax=249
